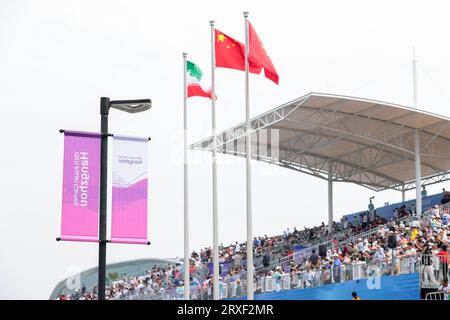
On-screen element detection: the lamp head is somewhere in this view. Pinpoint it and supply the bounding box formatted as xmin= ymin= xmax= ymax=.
xmin=109 ymin=99 xmax=152 ymax=113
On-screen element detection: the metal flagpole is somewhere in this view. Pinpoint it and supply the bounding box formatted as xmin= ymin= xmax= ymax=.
xmin=412 ymin=47 xmax=422 ymax=216
xmin=182 ymin=52 xmax=190 ymax=300
xmin=210 ymin=20 xmax=220 ymax=300
xmin=244 ymin=11 xmax=254 ymax=300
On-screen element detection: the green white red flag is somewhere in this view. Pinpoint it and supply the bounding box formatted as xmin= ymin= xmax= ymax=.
xmin=186 ymin=60 xmax=213 ymax=99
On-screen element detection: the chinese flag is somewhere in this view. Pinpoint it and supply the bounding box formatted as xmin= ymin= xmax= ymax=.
xmin=248 ymin=21 xmax=279 ymax=84
xmin=214 ymin=29 xmax=262 ymax=74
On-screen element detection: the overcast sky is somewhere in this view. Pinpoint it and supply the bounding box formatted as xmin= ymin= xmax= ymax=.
xmin=1 ymin=0 xmax=450 ymax=299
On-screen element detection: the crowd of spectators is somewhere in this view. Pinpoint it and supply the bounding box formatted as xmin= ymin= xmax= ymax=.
xmin=254 ymin=204 xmax=449 ymax=295
xmin=58 ymin=195 xmax=450 ymax=300
xmin=60 ymin=264 xmax=188 ymax=300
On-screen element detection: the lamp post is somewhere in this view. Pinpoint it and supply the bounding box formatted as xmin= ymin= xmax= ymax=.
xmin=97 ymin=97 xmax=152 ymax=300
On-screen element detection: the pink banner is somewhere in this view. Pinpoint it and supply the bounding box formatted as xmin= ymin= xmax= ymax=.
xmin=60 ymin=131 xmax=101 ymax=242
xmin=110 ymin=136 xmax=149 ymax=245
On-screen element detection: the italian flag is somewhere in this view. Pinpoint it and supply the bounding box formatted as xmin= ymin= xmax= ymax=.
xmin=187 ymin=60 xmax=213 ymax=99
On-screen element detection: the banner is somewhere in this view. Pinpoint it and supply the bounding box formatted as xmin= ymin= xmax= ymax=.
xmin=207 ymin=262 xmax=231 ymax=277
xmin=111 ymin=135 xmax=149 ymax=244
xmin=60 ymin=131 xmax=101 ymax=242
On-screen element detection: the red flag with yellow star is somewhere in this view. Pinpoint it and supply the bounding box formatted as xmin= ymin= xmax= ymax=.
xmin=214 ymin=29 xmax=262 ymax=73
xmin=248 ymin=21 xmax=279 ymax=84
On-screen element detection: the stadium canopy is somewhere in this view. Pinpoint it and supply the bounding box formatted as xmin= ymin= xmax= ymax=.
xmin=190 ymin=92 xmax=450 ymax=228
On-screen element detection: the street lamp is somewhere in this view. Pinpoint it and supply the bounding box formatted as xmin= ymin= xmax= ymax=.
xmin=98 ymin=97 xmax=151 ymax=300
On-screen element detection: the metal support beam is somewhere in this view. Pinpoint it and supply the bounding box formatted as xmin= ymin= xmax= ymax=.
xmin=415 ymin=130 xmax=422 ymax=215
xmin=328 ymin=161 xmax=333 ymax=234
xmin=402 ymin=184 xmax=405 ymax=202
xmin=412 ymin=49 xmax=422 ymax=216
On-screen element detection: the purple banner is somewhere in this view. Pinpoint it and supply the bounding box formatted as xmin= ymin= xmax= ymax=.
xmin=207 ymin=262 xmax=231 ymax=277
xmin=60 ymin=131 xmax=101 ymax=242
xmin=110 ymin=136 xmax=149 ymax=244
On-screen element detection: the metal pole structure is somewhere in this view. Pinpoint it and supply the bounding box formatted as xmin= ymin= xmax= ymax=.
xmin=244 ymin=12 xmax=254 ymax=300
xmin=210 ymin=20 xmax=220 ymax=300
xmin=182 ymin=52 xmax=190 ymax=300
xmin=415 ymin=130 xmax=422 ymax=215
xmin=328 ymin=160 xmax=333 ymax=234
xmin=402 ymin=184 xmax=405 ymax=202
xmin=244 ymin=11 xmax=254 ymax=300
xmin=412 ymin=47 xmax=418 ymax=110
xmin=98 ymin=97 xmax=110 ymax=300
xmin=412 ymin=47 xmax=422 ymax=216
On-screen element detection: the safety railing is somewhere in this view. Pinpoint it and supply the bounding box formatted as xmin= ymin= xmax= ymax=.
xmin=307 ymin=229 xmax=348 ymax=247
xmin=211 ymin=255 xmax=419 ymax=299
xmin=250 ymin=225 xmax=383 ymax=278
xmin=425 ymin=292 xmax=445 ymax=300
xmin=113 ymin=284 xmax=210 ymax=300
xmin=225 ymin=215 xmax=417 ymax=289
xmin=433 ymin=202 xmax=450 ymax=215
xmin=114 ymin=288 xmax=183 ymax=300
xmin=306 ymin=201 xmax=433 ymax=249
xmin=73 ymin=255 xmax=415 ymax=300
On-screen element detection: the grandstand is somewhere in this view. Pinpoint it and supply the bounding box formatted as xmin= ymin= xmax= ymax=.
xmin=189 ymin=92 xmax=450 ymax=300
xmin=50 ymin=258 xmax=177 ymax=300
xmin=54 ymin=93 xmax=450 ymax=300
xmin=55 ymin=193 xmax=449 ymax=300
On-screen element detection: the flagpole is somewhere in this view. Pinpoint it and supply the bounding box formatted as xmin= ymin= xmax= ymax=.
xmin=412 ymin=46 xmax=422 ymax=217
xmin=243 ymin=11 xmax=254 ymax=300
xmin=210 ymin=20 xmax=220 ymax=300
xmin=182 ymin=52 xmax=190 ymax=300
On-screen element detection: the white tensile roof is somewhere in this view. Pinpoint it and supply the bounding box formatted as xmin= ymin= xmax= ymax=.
xmin=190 ymin=92 xmax=450 ymax=191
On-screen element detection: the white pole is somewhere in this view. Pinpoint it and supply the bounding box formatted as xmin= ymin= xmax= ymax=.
xmin=412 ymin=47 xmax=422 ymax=216
xmin=210 ymin=20 xmax=220 ymax=300
xmin=412 ymin=47 xmax=418 ymax=109
xmin=328 ymin=160 xmax=333 ymax=234
xmin=182 ymin=52 xmax=190 ymax=300
xmin=415 ymin=130 xmax=422 ymax=215
xmin=244 ymin=11 xmax=254 ymax=301
xmin=402 ymin=184 xmax=405 ymax=202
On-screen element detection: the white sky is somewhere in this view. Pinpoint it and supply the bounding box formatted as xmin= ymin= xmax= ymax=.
xmin=1 ymin=0 xmax=450 ymax=299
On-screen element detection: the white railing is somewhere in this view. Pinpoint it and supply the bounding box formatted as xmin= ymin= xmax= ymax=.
xmin=210 ymin=255 xmax=419 ymax=299
xmin=425 ymin=292 xmax=445 ymax=300
xmin=114 ymin=253 xmax=431 ymax=300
